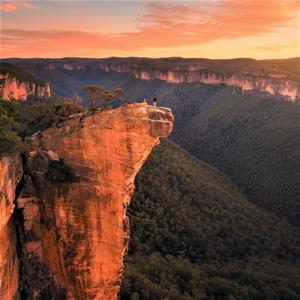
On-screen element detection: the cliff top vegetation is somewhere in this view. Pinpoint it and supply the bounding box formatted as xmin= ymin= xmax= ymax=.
xmin=0 ymin=62 xmax=47 ymax=86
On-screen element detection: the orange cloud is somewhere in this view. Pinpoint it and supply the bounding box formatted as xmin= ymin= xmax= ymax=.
xmin=1 ymin=0 xmax=298 ymax=57
xmin=134 ymin=0 xmax=299 ymax=45
xmin=252 ymin=43 xmax=299 ymax=52
xmin=0 ymin=1 xmax=35 ymax=13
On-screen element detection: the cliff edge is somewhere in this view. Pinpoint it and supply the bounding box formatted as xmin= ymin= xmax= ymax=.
xmin=15 ymin=103 xmax=173 ymax=299
xmin=0 ymin=63 xmax=51 ymax=101
xmin=0 ymin=156 xmax=23 ymax=300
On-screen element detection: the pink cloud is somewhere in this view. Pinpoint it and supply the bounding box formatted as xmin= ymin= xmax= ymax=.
xmin=0 ymin=1 xmax=35 ymax=13
xmin=0 ymin=0 xmax=298 ymax=57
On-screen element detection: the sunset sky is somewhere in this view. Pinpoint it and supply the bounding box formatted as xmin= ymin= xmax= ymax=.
xmin=0 ymin=0 xmax=299 ymax=59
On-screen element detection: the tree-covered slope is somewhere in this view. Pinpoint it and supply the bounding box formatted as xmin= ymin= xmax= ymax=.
xmin=121 ymin=139 xmax=300 ymax=300
xmin=176 ymin=88 xmax=300 ymax=227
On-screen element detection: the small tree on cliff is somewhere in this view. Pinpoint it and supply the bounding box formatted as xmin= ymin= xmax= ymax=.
xmin=71 ymin=93 xmax=84 ymax=106
xmin=83 ymin=85 xmax=124 ymax=112
xmin=55 ymin=100 xmax=84 ymax=118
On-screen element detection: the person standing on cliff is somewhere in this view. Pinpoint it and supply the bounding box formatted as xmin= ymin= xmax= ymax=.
xmin=153 ymin=97 xmax=157 ymax=107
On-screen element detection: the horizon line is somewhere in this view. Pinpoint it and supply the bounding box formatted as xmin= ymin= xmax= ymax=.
xmin=1 ymin=56 xmax=300 ymax=61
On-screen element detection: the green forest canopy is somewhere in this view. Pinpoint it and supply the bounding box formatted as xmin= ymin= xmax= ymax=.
xmin=121 ymin=139 xmax=300 ymax=300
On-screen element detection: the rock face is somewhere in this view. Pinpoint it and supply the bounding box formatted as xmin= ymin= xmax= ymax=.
xmin=98 ymin=62 xmax=299 ymax=100
xmin=0 ymin=73 xmax=51 ymax=101
xmin=16 ymin=103 xmax=173 ymax=299
xmin=0 ymin=156 xmax=23 ymax=300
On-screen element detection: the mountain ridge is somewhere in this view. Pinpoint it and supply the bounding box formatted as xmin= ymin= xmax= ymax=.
xmin=3 ymin=57 xmax=299 ymax=99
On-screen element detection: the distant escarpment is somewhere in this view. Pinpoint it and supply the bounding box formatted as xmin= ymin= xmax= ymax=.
xmin=12 ymin=103 xmax=173 ymax=299
xmin=97 ymin=59 xmax=299 ymax=100
xmin=5 ymin=57 xmax=299 ymax=100
xmin=0 ymin=63 xmax=51 ymax=100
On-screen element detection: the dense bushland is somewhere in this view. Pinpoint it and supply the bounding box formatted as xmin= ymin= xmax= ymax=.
xmin=0 ymin=62 xmax=47 ymax=86
xmin=121 ymin=139 xmax=300 ymax=299
xmin=175 ymin=89 xmax=300 ymax=227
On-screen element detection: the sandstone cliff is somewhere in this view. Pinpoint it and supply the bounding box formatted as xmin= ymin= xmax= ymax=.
xmin=0 ymin=73 xmax=51 ymax=101
xmin=0 ymin=156 xmax=23 ymax=300
xmin=98 ymin=62 xmax=299 ymax=100
xmin=0 ymin=63 xmax=51 ymax=101
xmin=14 ymin=103 xmax=173 ymax=299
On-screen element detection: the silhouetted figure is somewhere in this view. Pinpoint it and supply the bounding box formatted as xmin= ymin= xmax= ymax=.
xmin=153 ymin=97 xmax=157 ymax=107
xmin=127 ymin=100 xmax=131 ymax=105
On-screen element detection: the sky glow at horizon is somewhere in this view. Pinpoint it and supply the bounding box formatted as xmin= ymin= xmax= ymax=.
xmin=0 ymin=0 xmax=299 ymax=59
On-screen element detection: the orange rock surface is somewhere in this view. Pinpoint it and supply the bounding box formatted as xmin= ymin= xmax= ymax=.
xmin=18 ymin=103 xmax=173 ymax=299
xmin=0 ymin=156 xmax=23 ymax=300
xmin=99 ymin=63 xmax=299 ymax=100
xmin=0 ymin=73 xmax=51 ymax=101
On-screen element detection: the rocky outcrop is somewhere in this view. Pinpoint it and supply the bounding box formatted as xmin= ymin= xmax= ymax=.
xmin=0 ymin=156 xmax=23 ymax=300
xmin=0 ymin=73 xmax=51 ymax=101
xmin=16 ymin=103 xmax=173 ymax=299
xmin=98 ymin=63 xmax=299 ymax=100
